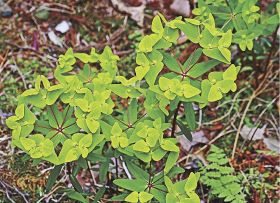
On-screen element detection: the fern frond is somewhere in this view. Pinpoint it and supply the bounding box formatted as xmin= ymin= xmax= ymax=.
xmin=200 ymin=145 xmax=246 ymax=203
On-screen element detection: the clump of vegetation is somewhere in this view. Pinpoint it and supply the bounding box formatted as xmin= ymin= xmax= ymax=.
xmin=4 ymin=0 xmax=279 ymax=202
xmin=200 ymin=146 xmax=245 ymax=203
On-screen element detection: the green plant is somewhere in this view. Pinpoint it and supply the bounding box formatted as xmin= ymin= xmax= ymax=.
xmin=192 ymin=0 xmax=279 ymax=51
xmin=0 ymin=59 xmax=49 ymax=111
xmin=242 ymin=168 xmax=279 ymax=201
xmin=6 ymin=8 xmax=271 ymax=201
xmin=200 ymin=146 xmax=246 ymax=203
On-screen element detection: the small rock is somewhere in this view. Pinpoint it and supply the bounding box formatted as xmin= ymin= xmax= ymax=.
xmin=111 ymin=0 xmax=146 ymax=27
xmin=48 ymin=30 xmax=63 ymax=47
xmin=55 ymin=21 xmax=71 ymax=34
xmin=170 ymin=0 xmax=190 ymax=17
xmin=178 ymin=130 xmax=208 ymax=151
xmin=240 ymin=124 xmax=266 ymax=141
xmin=263 ymin=137 xmax=280 ymax=154
xmin=0 ymin=0 xmax=13 ymax=18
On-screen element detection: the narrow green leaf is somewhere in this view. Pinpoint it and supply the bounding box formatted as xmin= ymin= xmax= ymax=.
xmin=93 ymin=187 xmax=106 ymax=203
xmin=183 ymin=102 xmax=196 ymax=131
xmin=111 ymin=194 xmax=128 ymax=201
xmin=177 ymin=120 xmax=192 ymax=141
xmin=162 ymin=52 xmax=182 ymax=73
xmin=113 ymin=179 xmax=147 ymax=192
xmin=187 ymin=60 xmax=220 ymax=78
xmin=66 ymin=190 xmax=88 ymax=203
xmin=99 ymin=160 xmax=110 ymax=183
xmin=125 ymin=161 xmax=149 ymax=180
xmin=203 ymin=48 xmax=230 ymax=64
xmin=45 ymin=164 xmax=63 ymax=192
xmin=70 ymin=174 xmax=83 ymax=193
xmin=183 ymin=48 xmax=202 ymax=70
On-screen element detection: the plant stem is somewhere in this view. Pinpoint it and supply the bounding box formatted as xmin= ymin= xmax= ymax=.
xmin=171 ymin=101 xmax=182 ymax=138
xmin=148 ymin=162 xmax=152 ymax=193
xmin=231 ymin=93 xmax=254 ymax=159
xmin=115 ymin=157 xmax=118 ymax=179
xmin=264 ymin=25 xmax=279 ymax=72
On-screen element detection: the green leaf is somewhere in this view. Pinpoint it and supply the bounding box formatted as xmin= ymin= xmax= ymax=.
xmin=223 ymin=64 xmax=240 ymax=81
xmin=183 ymin=102 xmax=196 ymax=131
xmin=218 ymin=46 xmax=231 ymax=63
xmin=163 ymin=27 xmax=179 ymax=43
xmin=146 ymin=128 xmax=160 ymax=147
xmin=85 ymin=118 xmax=99 ymax=133
xmin=66 ymin=190 xmax=88 ymax=203
xmin=111 ymin=122 xmax=122 ymax=135
xmin=175 ymin=21 xmax=200 ymax=43
xmin=139 ymin=34 xmax=160 ymax=53
xmin=183 ymin=48 xmax=202 ymax=70
xmin=139 ymin=192 xmax=153 ymax=202
xmin=164 ymin=176 xmax=173 ymax=191
xmin=125 ymin=191 xmax=139 ymax=202
xmin=40 ymin=139 xmax=54 ymax=157
xmin=159 ymin=77 xmax=171 ymax=91
xmin=154 ymin=38 xmax=172 ymax=49
xmin=150 ymin=186 xmax=166 ymax=202
xmin=267 ymin=15 xmax=279 ymax=25
xmin=99 ymin=160 xmax=109 ymax=183
xmin=166 ymin=193 xmax=177 ymax=202
xmin=162 ymin=52 xmax=182 ymax=73
xmin=113 ymin=179 xmax=147 ymax=192
xmin=111 ymin=136 xmax=119 ymax=148
xmin=218 ymin=30 xmax=232 ymax=47
xmin=127 ymin=99 xmax=138 ymax=124
xmin=15 ymin=104 xmax=25 ymax=119
xmin=20 ymin=137 xmax=36 ymax=151
xmin=203 ymin=48 xmax=230 ymax=64
xmin=152 ymin=15 xmax=164 ymax=34
xmin=65 ymin=148 xmax=80 ymax=163
xmin=177 ymin=120 xmax=192 ymax=141
xmin=151 ymin=148 xmax=167 ymax=161
xmin=70 ymin=174 xmax=83 ymax=193
xmin=187 ymin=60 xmax=220 ymax=78
xmin=134 ymin=151 xmax=152 ymax=163
xmin=161 ymin=139 xmax=179 ymax=152
xmin=182 ymin=84 xmax=201 ymax=98
xmin=47 ymin=105 xmax=63 ymax=128
xmin=208 ymin=85 xmax=223 ymax=102
xmin=79 ymin=133 xmax=92 ymax=148
xmin=164 ymin=151 xmax=179 ymax=174
xmin=217 ymin=80 xmax=235 ymax=94
xmin=119 ymin=136 xmax=129 ymax=148
xmin=111 ymin=194 xmax=127 ymax=201
xmin=74 ymin=53 xmax=91 ymax=63
xmin=145 ymin=62 xmax=164 ymax=86
xmin=133 ymin=140 xmax=150 ymax=153
xmin=135 ymin=66 xmax=150 ymax=81
xmin=136 ymin=53 xmax=149 ymax=66
xmin=93 ymin=187 xmax=106 ymax=203
xmin=45 ymin=165 xmax=63 ymax=192
xmin=125 ymin=161 xmax=149 ymax=180
xmin=184 ymin=172 xmax=198 ymax=193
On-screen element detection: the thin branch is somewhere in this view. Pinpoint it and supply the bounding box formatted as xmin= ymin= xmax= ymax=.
xmin=263 ymin=25 xmax=279 ymax=71
xmin=171 ymin=101 xmax=182 ymax=138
